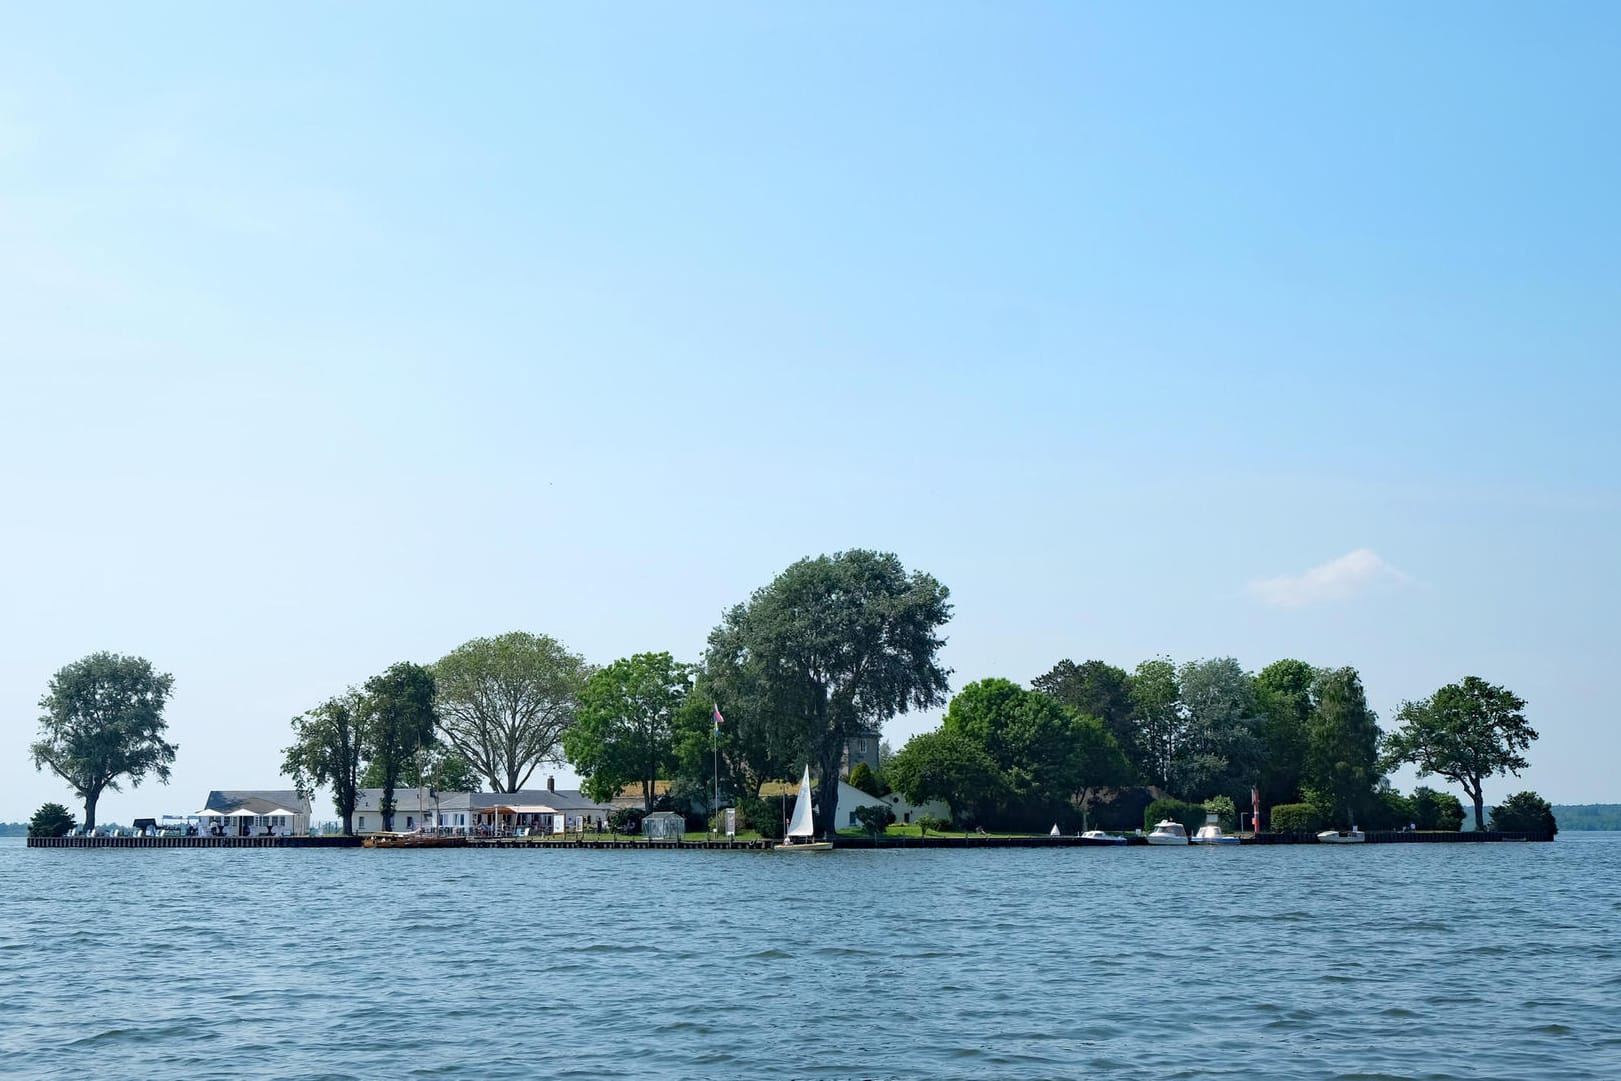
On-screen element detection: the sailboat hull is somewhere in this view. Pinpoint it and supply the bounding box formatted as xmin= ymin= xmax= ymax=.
xmin=773 ymin=840 xmax=833 ymax=852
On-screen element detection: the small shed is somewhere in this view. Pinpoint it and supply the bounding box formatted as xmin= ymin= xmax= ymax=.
xmin=642 ymin=811 xmax=686 ymax=841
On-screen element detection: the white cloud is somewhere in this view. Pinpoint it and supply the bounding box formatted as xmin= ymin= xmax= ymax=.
xmin=1248 ymin=548 xmax=1409 ymax=608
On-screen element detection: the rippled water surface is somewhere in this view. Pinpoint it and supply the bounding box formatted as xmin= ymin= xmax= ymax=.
xmin=4 ymin=834 xmax=1619 ymax=1080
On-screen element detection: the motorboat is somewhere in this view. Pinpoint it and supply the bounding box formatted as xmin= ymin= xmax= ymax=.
xmin=1316 ymin=826 xmax=1366 ymax=844
xmin=1190 ymin=814 xmax=1241 ymax=846
xmin=1080 ymin=829 xmax=1127 ymax=846
xmin=1146 ymin=819 xmax=1189 ymax=845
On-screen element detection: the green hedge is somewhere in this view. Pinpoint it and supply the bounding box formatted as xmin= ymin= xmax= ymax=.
xmin=1268 ymin=803 xmax=1324 ymax=833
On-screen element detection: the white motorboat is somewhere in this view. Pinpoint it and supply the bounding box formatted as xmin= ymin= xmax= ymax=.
xmin=1316 ymin=826 xmax=1366 ymax=844
xmin=1190 ymin=822 xmax=1241 ymax=846
xmin=1146 ymin=819 xmax=1189 ymax=845
xmin=1080 ymin=829 xmax=1127 ymax=846
xmin=774 ymin=766 xmax=833 ymax=852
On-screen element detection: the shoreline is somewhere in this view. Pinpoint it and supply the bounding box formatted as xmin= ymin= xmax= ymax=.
xmin=25 ymin=829 xmax=1553 ymax=850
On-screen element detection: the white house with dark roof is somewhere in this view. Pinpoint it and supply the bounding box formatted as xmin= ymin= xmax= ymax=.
xmin=196 ymin=790 xmax=313 ymax=836
xmin=351 ymin=788 xmax=449 ymax=833
xmin=452 ymin=779 xmax=612 ymax=835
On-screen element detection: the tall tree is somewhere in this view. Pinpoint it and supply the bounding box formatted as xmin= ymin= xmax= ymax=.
xmin=1032 ymin=659 xmax=1140 ymax=769
xmin=686 ymin=625 xmax=801 ymax=801
xmin=887 ymin=728 xmax=1006 ymax=828
xmin=564 ymin=652 xmax=691 ymax=809
xmin=283 ymin=693 xmax=368 ymax=835
xmin=1175 ymin=658 xmax=1262 ymax=802
xmin=1305 ymin=667 xmax=1383 ymax=829
xmin=1129 ymin=658 xmax=1181 ymax=792
xmin=1385 ymin=676 xmax=1537 ymax=831
xmin=709 ymin=550 xmax=952 ymax=838
xmin=359 ymin=744 xmax=482 ymax=793
xmin=432 ymin=632 xmax=591 ymax=793
xmin=29 ymin=652 xmax=177 ymax=830
xmin=1254 ymin=659 xmax=1316 ymax=808
xmin=362 ymin=662 xmax=439 ymax=831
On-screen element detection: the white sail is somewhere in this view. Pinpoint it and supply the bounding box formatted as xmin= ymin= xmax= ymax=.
xmin=785 ymin=765 xmax=816 ymax=838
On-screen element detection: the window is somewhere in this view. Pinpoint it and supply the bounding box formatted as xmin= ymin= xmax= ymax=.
xmin=359 ymin=816 xmax=367 ymax=829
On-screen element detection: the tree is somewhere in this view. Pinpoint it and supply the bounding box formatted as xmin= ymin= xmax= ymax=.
xmin=707 ymin=550 xmax=952 ymax=838
xmin=1305 ymin=667 xmax=1382 ymax=829
xmin=359 ymin=744 xmax=481 ymax=793
xmin=29 ymin=652 xmax=177 ymax=830
xmin=939 ymin=679 xmax=1131 ymax=829
xmin=1385 ymin=676 xmax=1537 ymax=831
xmin=362 ymin=662 xmax=439 ymax=831
xmin=1129 ymin=658 xmax=1181 ymax=792
xmin=29 ymin=802 xmax=75 ymax=838
xmin=563 ymin=652 xmax=691 ymax=809
xmin=1175 ymin=658 xmax=1262 ymax=803
xmin=1410 ymin=785 xmax=1465 ymax=831
xmin=1033 ymin=659 xmax=1140 ymax=770
xmin=1490 ymin=791 xmax=1557 ymax=836
xmin=1254 ymin=659 xmax=1316 ymax=807
xmin=283 ymin=694 xmax=368 ymax=835
xmin=847 ymin=761 xmax=882 ymax=797
xmin=433 ymin=632 xmax=591 ymax=793
xmin=887 ymin=728 xmax=1006 ymax=828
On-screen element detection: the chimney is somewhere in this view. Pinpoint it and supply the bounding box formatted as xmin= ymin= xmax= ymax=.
xmin=547 ymin=775 xmax=555 ymax=792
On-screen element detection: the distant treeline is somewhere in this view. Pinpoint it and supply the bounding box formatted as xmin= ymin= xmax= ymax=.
xmin=0 ymin=822 xmax=27 ymax=837
xmin=1550 ymin=805 xmax=1621 ymax=830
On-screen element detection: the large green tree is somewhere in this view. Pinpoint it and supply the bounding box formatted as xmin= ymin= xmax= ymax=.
xmin=564 ymin=652 xmax=691 ymax=809
xmin=359 ymin=744 xmax=481 ymax=793
xmin=362 ymin=662 xmax=439 ymax=831
xmin=1489 ymin=791 xmax=1557 ymax=836
xmin=432 ymin=632 xmax=591 ymax=793
xmin=1254 ymin=659 xmax=1316 ymax=808
xmin=708 ymin=550 xmax=952 ymax=838
xmin=887 ymin=728 xmax=1006 ymax=827
xmin=1385 ymin=676 xmax=1537 ymax=831
xmin=1031 ymin=659 xmax=1140 ymax=770
xmin=941 ymin=679 xmax=1131 ymax=828
xmin=29 ymin=652 xmax=177 ymax=830
xmin=1175 ymin=657 xmax=1262 ymax=803
xmin=283 ymin=693 xmax=368 ymax=835
xmin=1305 ymin=667 xmax=1383 ymax=829
xmin=1129 ymin=658 xmax=1182 ymax=792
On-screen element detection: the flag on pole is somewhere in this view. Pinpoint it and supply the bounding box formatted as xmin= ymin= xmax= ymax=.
xmin=1252 ymin=786 xmax=1260 ymax=831
xmin=713 ymin=705 xmax=725 ymax=734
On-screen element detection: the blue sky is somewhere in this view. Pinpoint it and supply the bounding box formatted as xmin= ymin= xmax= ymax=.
xmin=3 ymin=4 xmax=1617 ymax=822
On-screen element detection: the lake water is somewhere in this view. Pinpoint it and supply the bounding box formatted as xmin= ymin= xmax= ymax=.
xmin=3 ymin=834 xmax=1619 ymax=1080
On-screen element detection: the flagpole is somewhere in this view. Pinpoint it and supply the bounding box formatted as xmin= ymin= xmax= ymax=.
xmin=712 ymin=704 xmax=719 ymax=838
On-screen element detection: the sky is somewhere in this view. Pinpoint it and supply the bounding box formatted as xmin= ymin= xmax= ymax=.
xmin=2 ymin=4 xmax=1617 ymax=824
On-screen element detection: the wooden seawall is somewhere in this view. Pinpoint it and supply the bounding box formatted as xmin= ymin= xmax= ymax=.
xmin=27 ymin=830 xmax=1552 ymax=850
xmin=27 ymin=835 xmax=364 ymax=849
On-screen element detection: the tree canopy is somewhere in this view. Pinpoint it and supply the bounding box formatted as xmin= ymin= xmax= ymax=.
xmin=708 ymin=550 xmax=952 ymax=837
xmin=363 ymin=661 xmax=439 ymax=830
xmin=29 ymin=652 xmax=177 ymax=830
xmin=887 ymin=728 xmax=1005 ymax=828
xmin=433 ymin=632 xmax=590 ymax=793
xmin=1490 ymin=791 xmax=1557 ymax=835
xmin=29 ymin=802 xmax=75 ymax=838
xmin=564 ymin=652 xmax=691 ymax=809
xmin=1031 ymin=659 xmax=1138 ymax=768
xmin=1385 ymin=676 xmax=1536 ymax=830
xmin=1254 ymin=659 xmax=1315 ymax=807
xmin=1304 ymin=667 xmax=1383 ymax=828
xmin=283 ymin=693 xmax=367 ymax=835
xmin=1129 ymin=658 xmax=1180 ymax=792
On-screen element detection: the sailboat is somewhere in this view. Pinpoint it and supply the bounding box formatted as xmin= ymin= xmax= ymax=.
xmin=775 ymin=766 xmax=834 ymax=852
